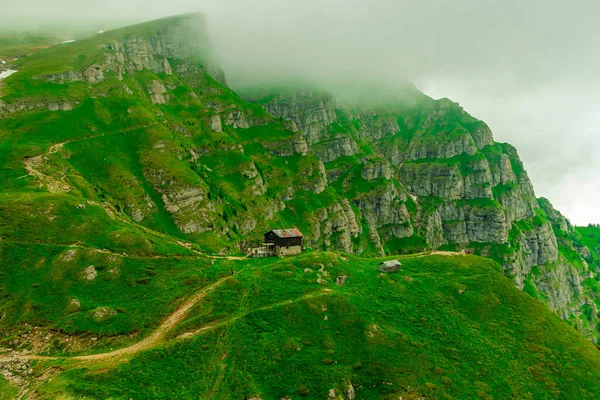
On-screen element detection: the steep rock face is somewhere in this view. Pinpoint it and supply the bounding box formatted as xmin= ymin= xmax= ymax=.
xmin=400 ymin=157 xmax=495 ymax=201
xmin=38 ymin=14 xmax=226 ymax=86
xmin=264 ymin=132 xmax=309 ymax=157
xmin=406 ymin=130 xmax=478 ymax=161
xmin=497 ymin=186 xmax=537 ymax=224
xmin=39 ymin=65 xmax=106 ymax=84
xmin=160 ymin=186 xmax=217 ymax=234
xmin=361 ymin=159 xmax=392 ymax=181
xmin=507 ymin=221 xmax=559 ymax=285
xmin=354 ymin=183 xmax=413 ymax=250
xmin=437 ymin=202 xmax=508 ymax=244
xmin=424 ymin=210 xmax=447 ymax=249
xmin=354 ymin=183 xmax=408 ymax=228
xmin=403 ymin=103 xmax=480 ymax=161
xmin=539 ymin=197 xmax=572 ymax=233
xmin=147 ymin=80 xmax=168 ymax=104
xmin=242 ymin=87 xmax=600 ymax=341
xmin=307 ymin=200 xmax=360 ymax=253
xmin=535 ymin=259 xmax=583 ymax=316
xmin=263 ymin=91 xmax=337 ymax=145
xmin=9 ymin=18 xmax=600 ymax=343
xmin=471 ymin=124 xmax=495 ymax=149
xmin=224 ymin=110 xmax=251 ymax=129
xmin=313 ymin=136 xmax=359 ymax=162
xmin=399 ymin=163 xmax=464 ymax=199
xmin=355 ymin=113 xmax=400 ymax=140
xmin=301 ymin=161 xmax=328 ymax=194
xmin=502 ymin=199 xmax=600 ymax=341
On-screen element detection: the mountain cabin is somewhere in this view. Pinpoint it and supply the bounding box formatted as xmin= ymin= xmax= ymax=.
xmin=263 ymin=228 xmax=304 ymax=256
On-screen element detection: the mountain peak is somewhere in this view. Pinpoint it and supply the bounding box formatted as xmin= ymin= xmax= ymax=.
xmin=1 ymin=11 xmax=225 ymax=102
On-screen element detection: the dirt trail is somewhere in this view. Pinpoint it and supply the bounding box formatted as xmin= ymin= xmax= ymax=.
xmin=177 ymin=289 xmax=332 ymax=340
xmin=0 ymin=274 xmax=232 ymax=364
xmin=207 ymin=255 xmax=249 ymax=261
xmin=18 ymin=121 xmax=207 ymax=256
xmin=23 ymin=142 xmax=69 ymax=193
xmin=0 ymin=282 xmax=330 ymax=365
xmin=423 ymin=251 xmax=466 ymax=257
xmin=0 ymin=235 xmax=465 ymax=366
xmin=74 ymin=275 xmax=231 ymax=361
xmin=22 ymin=122 xmax=160 ymax=193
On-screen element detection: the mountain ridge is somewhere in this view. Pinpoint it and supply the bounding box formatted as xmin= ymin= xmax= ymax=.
xmin=0 ymin=13 xmax=597 ymax=339
xmin=1 ymin=13 xmax=600 ymax=398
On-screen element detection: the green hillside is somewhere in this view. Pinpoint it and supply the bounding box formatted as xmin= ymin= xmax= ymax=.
xmin=1 ymin=13 xmax=600 ymax=399
xmin=8 ymin=252 xmax=600 ymax=400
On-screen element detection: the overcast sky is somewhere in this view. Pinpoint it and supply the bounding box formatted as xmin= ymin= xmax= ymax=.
xmin=2 ymin=0 xmax=599 ymax=225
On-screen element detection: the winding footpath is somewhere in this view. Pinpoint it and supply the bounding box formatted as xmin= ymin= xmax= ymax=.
xmin=0 ymin=277 xmax=334 ymax=364
xmin=0 ymin=273 xmax=234 ymax=364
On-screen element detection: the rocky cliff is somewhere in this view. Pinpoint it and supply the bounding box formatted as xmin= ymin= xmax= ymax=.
xmin=2 ymin=14 xmax=599 ymax=343
xmin=38 ymin=13 xmax=225 ymax=87
xmin=241 ymin=88 xmax=600 ymax=341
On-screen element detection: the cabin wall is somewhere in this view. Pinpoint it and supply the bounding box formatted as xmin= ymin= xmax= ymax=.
xmin=264 ymin=232 xmax=279 ymax=244
xmin=276 ymin=245 xmax=302 ymax=256
xmin=281 ymin=237 xmax=303 ymax=247
xmin=264 ymin=234 xmax=304 ymax=248
xmin=263 ymin=231 xmax=304 ymax=257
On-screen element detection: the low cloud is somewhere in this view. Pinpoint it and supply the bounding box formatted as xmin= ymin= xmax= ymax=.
xmin=2 ymin=0 xmax=599 ymax=224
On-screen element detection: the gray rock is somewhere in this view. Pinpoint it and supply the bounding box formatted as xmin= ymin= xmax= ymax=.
xmin=90 ymin=307 xmax=116 ymax=322
xmin=379 ymin=260 xmax=401 ymax=272
xmin=361 ymin=160 xmax=392 ymax=181
xmin=263 ymin=91 xmax=337 ymax=145
xmin=313 ymin=135 xmax=359 ymax=162
xmin=147 ymin=80 xmax=168 ymax=104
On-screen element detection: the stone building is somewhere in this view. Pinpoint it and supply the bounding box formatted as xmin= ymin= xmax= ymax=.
xmin=378 ymin=259 xmax=402 ymax=272
xmin=264 ymin=228 xmax=304 ymax=256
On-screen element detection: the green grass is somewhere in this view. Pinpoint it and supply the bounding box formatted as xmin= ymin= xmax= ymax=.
xmin=492 ymin=182 xmax=517 ymax=199
xmin=0 ymin=32 xmax=59 ymax=60
xmin=1 ymin=12 xmax=600 ymax=398
xmin=34 ymin=252 xmax=600 ymax=399
xmin=576 ymin=225 xmax=600 ymax=258
xmin=0 ymin=192 xmax=188 ymax=256
xmin=384 ymin=234 xmax=429 ymax=254
xmin=0 ymin=375 xmax=17 ymax=400
xmin=0 ymin=241 xmax=234 ymax=352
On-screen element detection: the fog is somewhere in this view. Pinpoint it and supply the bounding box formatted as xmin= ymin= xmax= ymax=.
xmin=2 ymin=0 xmax=599 ymax=225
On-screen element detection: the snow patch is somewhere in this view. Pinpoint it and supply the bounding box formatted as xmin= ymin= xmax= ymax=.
xmin=0 ymin=69 xmax=17 ymax=80
xmin=61 ymin=39 xmax=76 ymax=44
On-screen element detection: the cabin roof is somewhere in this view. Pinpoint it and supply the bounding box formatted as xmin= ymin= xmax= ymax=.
xmin=267 ymin=228 xmax=304 ymax=238
xmin=379 ymin=260 xmax=402 ymax=267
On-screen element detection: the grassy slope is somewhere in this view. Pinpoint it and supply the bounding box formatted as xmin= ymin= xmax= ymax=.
xmin=0 ymin=242 xmax=216 ymax=340
xmin=33 ymin=253 xmax=600 ymax=399
xmin=0 ymin=32 xmax=59 ymax=60
xmin=576 ymin=225 xmax=600 ymax=259
xmin=1 ymin=15 xmax=600 ymax=399
xmin=0 ymin=376 xmax=17 ymax=400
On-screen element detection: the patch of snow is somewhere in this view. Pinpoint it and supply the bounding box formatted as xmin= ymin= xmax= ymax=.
xmin=98 ymin=30 xmax=104 ymax=34
xmin=61 ymin=39 xmax=76 ymax=44
xmin=0 ymin=69 xmax=17 ymax=80
xmin=0 ymin=59 xmax=5 ymax=64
